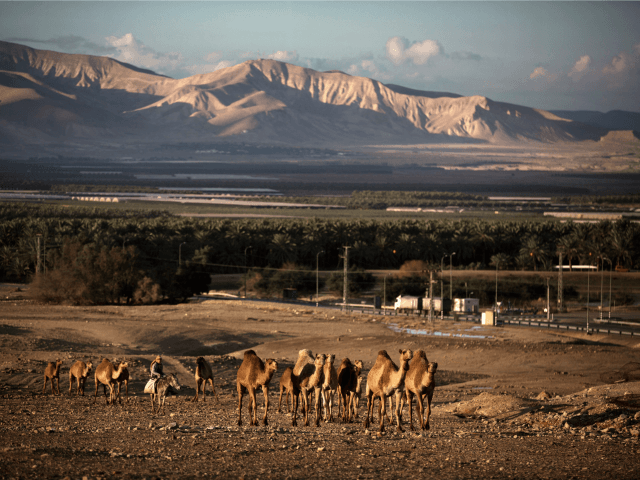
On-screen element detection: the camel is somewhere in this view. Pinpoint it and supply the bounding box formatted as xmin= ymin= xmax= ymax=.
xmin=191 ymin=356 xmax=218 ymax=403
xmin=114 ymin=361 xmax=130 ymax=403
xmin=321 ymin=353 xmax=339 ymax=422
xmin=277 ymin=349 xmax=318 ymax=426
xmin=353 ymin=374 xmax=364 ymax=418
xmin=364 ymin=349 xmax=413 ymax=433
xmin=93 ymin=358 xmax=128 ymax=405
xmin=42 ymin=359 xmax=63 ymax=395
xmin=278 ymin=348 xmax=314 ymax=413
xmin=236 ymin=350 xmax=278 ymax=427
xmin=298 ymin=353 xmax=325 ymax=427
xmin=68 ymin=360 xmax=92 ymax=396
xmin=403 ymin=350 xmax=438 ymax=431
xmin=151 ymin=374 xmax=181 ymax=415
xmin=336 ymin=358 xmax=363 ymax=423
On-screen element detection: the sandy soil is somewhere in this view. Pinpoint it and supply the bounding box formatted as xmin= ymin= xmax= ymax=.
xmin=1 ymin=284 xmax=640 ymax=479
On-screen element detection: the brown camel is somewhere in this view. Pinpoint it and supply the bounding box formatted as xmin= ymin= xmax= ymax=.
xmin=43 ymin=359 xmax=63 ymax=395
xmin=299 ymin=353 xmax=325 ymax=427
xmin=93 ymin=358 xmax=128 ymax=405
xmin=364 ymin=349 xmax=413 ymax=433
xmin=192 ymin=356 xmax=218 ymax=402
xmin=321 ymin=353 xmax=338 ymax=422
xmin=236 ymin=350 xmax=278 ymax=426
xmin=68 ymin=360 xmax=92 ymax=396
xmin=336 ymin=357 xmax=363 ymax=423
xmin=403 ymin=350 xmax=438 ymax=431
xmin=279 ymin=348 xmax=314 ymax=414
xmin=114 ymin=361 xmax=130 ymax=403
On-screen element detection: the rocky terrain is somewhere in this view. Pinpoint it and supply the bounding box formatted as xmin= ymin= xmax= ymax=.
xmin=1 ymin=284 xmax=640 ymax=479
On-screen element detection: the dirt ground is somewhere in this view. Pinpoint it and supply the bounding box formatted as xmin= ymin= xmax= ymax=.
xmin=1 ymin=284 xmax=640 ymax=479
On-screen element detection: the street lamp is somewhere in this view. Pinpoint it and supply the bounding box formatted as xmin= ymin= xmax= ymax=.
xmin=383 ymin=274 xmax=387 ymax=313
xmin=316 ymin=250 xmax=324 ymax=307
xmin=244 ymin=246 xmax=252 ymax=299
xmin=586 ymin=253 xmax=592 ymax=334
xmin=449 ymin=252 xmax=456 ymax=301
xmin=495 ymin=260 xmax=499 ymax=323
xmin=440 ymin=255 xmax=447 ymax=320
xmin=179 ymin=242 xmax=187 ymax=266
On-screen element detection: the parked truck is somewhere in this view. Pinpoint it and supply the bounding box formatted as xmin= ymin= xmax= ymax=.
xmin=394 ymin=295 xmax=451 ymax=315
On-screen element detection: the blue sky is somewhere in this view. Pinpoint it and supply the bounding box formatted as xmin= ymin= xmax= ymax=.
xmin=2 ymin=1 xmax=639 ymax=112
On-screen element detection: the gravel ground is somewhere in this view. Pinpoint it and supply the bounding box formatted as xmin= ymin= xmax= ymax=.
xmin=1 ymin=286 xmax=640 ymax=479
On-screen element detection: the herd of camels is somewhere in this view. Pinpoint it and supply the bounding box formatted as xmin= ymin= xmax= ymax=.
xmin=41 ymin=348 xmax=438 ymax=433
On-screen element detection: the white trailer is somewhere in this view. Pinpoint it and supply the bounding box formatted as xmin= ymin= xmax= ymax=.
xmin=453 ymin=298 xmax=480 ymax=314
xmin=394 ymin=295 xmax=421 ymax=314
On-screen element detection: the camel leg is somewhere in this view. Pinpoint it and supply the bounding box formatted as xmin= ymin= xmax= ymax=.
xmin=262 ymin=385 xmax=269 ymax=426
xmin=125 ymin=380 xmax=128 ymax=403
xmin=150 ymin=394 xmax=156 ymax=413
xmin=209 ymin=378 xmax=218 ymax=403
xmin=291 ymin=390 xmax=298 ymax=427
xmin=68 ymin=376 xmax=73 ymax=396
xmin=237 ymin=385 xmax=244 ymax=426
xmin=278 ymin=386 xmax=284 ymax=413
xmin=80 ymin=377 xmax=85 ymax=396
xmin=192 ymin=379 xmax=201 ymax=402
xmin=423 ymin=392 xmax=433 ymax=431
xmin=407 ymin=391 xmax=415 ymax=431
xmin=303 ymin=391 xmax=310 ymax=426
xmin=248 ymin=387 xmax=258 ymax=426
xmin=314 ymin=387 xmax=322 ymax=427
xmin=379 ymin=395 xmax=386 ymax=433
xmin=364 ymin=393 xmax=372 ymax=429
xmin=42 ymin=376 xmax=47 ymax=395
xmin=394 ymin=390 xmax=404 ymax=432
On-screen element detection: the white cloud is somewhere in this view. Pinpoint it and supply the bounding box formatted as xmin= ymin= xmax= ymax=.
xmin=603 ymin=52 xmax=631 ymax=75
xmin=386 ymin=36 xmax=442 ymax=65
xmin=184 ymin=60 xmax=236 ymax=76
xmin=266 ymin=50 xmax=299 ymax=63
xmin=530 ymin=67 xmax=549 ymax=79
xmin=105 ymin=33 xmax=182 ymax=73
xmin=568 ymin=55 xmax=591 ymax=81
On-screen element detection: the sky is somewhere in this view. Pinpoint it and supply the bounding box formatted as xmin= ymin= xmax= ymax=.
xmin=1 ymin=1 xmax=640 ymax=112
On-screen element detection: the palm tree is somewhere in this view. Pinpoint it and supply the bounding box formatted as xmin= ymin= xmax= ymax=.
xmin=519 ymin=236 xmax=548 ymax=271
xmin=556 ymin=234 xmax=579 ymax=271
xmin=471 ymin=222 xmax=495 ymax=267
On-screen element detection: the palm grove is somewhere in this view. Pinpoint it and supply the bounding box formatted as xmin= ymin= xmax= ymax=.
xmin=1 ymin=203 xmax=637 ymax=306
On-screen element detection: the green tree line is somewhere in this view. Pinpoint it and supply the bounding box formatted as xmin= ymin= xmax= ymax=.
xmin=1 ymin=203 xmax=638 ymax=303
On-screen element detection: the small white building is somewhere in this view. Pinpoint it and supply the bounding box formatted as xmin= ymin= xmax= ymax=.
xmin=453 ymin=298 xmax=479 ymax=314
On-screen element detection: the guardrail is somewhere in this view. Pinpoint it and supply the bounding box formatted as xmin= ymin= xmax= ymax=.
xmin=498 ymin=317 xmax=637 ymax=336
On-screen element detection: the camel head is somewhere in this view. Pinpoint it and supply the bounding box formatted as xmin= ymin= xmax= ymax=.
xmin=428 ymin=362 xmax=438 ymax=374
xmin=265 ymin=359 xmax=278 ymax=374
xmin=298 ymin=349 xmax=313 ymax=359
xmin=314 ymin=354 xmax=326 ymax=368
xmin=354 ymin=360 xmax=363 ymax=375
xmin=398 ymin=349 xmax=413 ymax=371
xmin=324 ymin=353 xmax=335 ymax=366
xmin=86 ymin=361 xmax=93 ymax=374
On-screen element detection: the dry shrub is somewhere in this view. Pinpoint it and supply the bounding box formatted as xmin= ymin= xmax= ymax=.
xmin=398 ymin=260 xmax=431 ymax=277
xmin=134 ymin=277 xmax=162 ymax=304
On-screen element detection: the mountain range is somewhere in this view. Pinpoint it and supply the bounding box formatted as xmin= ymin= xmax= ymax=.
xmin=0 ymin=40 xmax=638 ymax=150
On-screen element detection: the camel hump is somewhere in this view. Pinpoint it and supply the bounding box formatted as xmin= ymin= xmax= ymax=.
xmin=196 ymin=357 xmax=206 ymax=366
xmin=244 ymin=349 xmax=257 ymax=357
xmin=415 ymin=350 xmax=428 ymax=360
xmin=377 ymin=350 xmax=391 ymax=360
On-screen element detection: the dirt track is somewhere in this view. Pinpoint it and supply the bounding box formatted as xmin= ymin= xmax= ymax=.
xmin=1 ymin=285 xmax=640 ymax=479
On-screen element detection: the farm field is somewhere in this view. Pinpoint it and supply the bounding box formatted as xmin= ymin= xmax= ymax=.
xmin=1 ymin=284 xmax=640 ymax=479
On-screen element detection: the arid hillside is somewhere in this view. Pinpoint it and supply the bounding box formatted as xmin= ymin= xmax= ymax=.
xmin=0 ymin=41 xmax=624 ymax=150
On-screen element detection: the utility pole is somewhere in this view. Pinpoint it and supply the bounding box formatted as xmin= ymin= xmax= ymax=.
xmin=36 ymin=235 xmax=42 ymax=275
xmin=558 ymin=252 xmax=563 ymax=312
xmin=546 ymin=277 xmax=550 ymax=322
xmin=428 ymin=270 xmax=434 ymax=324
xmin=342 ymin=246 xmax=350 ymax=313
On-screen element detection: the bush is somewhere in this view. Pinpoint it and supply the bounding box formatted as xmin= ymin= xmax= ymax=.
xmin=327 ymin=267 xmax=375 ymax=297
xmin=252 ymin=263 xmax=319 ymax=297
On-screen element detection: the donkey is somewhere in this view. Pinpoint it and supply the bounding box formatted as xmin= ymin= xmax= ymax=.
xmin=150 ymin=374 xmax=181 ymax=415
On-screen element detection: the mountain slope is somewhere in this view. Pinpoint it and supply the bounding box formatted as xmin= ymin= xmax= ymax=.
xmin=0 ymin=41 xmax=614 ymax=147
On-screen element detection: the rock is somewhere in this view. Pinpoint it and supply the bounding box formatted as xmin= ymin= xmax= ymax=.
xmin=630 ymin=429 xmax=640 ymax=437
xmin=535 ymin=391 xmax=551 ymax=400
xmin=166 ymin=422 xmax=178 ymax=430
